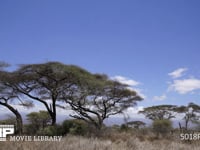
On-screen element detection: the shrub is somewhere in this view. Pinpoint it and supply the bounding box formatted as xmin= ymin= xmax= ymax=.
xmin=120 ymin=124 xmax=130 ymax=132
xmin=24 ymin=124 xmax=38 ymax=135
xmin=37 ymin=125 xmax=63 ymax=136
xmin=152 ymin=119 xmax=172 ymax=137
xmin=61 ymin=119 xmax=89 ymax=136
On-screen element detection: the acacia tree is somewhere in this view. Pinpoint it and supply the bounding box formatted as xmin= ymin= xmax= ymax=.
xmin=10 ymin=62 xmax=95 ymax=125
xmin=139 ymin=105 xmax=177 ymax=120
xmin=126 ymin=121 xmax=146 ymax=129
xmin=174 ymin=103 xmax=200 ymax=131
xmin=63 ymin=74 xmax=142 ymax=130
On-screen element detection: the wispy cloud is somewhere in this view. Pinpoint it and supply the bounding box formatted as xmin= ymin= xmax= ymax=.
xmin=112 ymin=106 xmax=144 ymax=119
xmin=127 ymin=87 xmax=146 ymax=99
xmin=112 ymin=75 xmax=146 ymax=99
xmin=168 ymin=68 xmax=187 ymax=79
xmin=153 ymin=94 xmax=167 ymax=101
xmin=169 ymin=78 xmax=200 ymax=94
xmin=112 ymin=75 xmax=140 ymax=86
xmin=126 ymin=106 xmax=144 ymax=114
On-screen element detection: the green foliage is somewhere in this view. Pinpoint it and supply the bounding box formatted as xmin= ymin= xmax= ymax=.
xmin=13 ymin=62 xmax=98 ymax=125
xmin=23 ymin=124 xmax=35 ymax=135
xmin=37 ymin=125 xmax=63 ymax=136
xmin=120 ymin=124 xmax=130 ymax=131
xmin=61 ymin=119 xmax=89 ymax=135
xmin=27 ymin=111 xmax=51 ymax=125
xmin=152 ymin=119 xmax=172 ymax=137
xmin=127 ymin=121 xmax=146 ymax=129
xmin=38 ymin=126 xmax=56 ymax=136
xmin=139 ymin=105 xmax=177 ymax=120
xmin=36 ymin=119 xmax=89 ymax=136
xmin=25 ymin=111 xmax=51 ymax=134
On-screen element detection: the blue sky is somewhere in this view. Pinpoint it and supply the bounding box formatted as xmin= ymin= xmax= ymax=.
xmin=1 ymin=0 xmax=200 ymax=115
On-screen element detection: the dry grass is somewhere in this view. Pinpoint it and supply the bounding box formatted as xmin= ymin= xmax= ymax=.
xmin=0 ymin=133 xmax=199 ymax=150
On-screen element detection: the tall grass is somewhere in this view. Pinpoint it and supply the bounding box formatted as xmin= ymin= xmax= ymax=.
xmin=0 ymin=134 xmax=199 ymax=150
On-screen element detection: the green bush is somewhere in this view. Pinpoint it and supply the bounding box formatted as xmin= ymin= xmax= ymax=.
xmin=24 ymin=124 xmax=38 ymax=135
xmin=61 ymin=119 xmax=88 ymax=135
xmin=120 ymin=124 xmax=130 ymax=132
xmin=25 ymin=111 xmax=52 ymax=135
xmin=37 ymin=125 xmax=63 ymax=136
xmin=152 ymin=119 xmax=172 ymax=137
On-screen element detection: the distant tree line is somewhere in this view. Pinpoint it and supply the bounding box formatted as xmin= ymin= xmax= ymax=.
xmin=139 ymin=103 xmax=200 ymax=136
xmin=118 ymin=103 xmax=200 ymax=138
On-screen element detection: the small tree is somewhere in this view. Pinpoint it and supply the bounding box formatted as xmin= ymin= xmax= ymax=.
xmin=127 ymin=121 xmax=146 ymax=129
xmin=152 ymin=119 xmax=172 ymax=137
xmin=174 ymin=103 xmax=200 ymax=131
xmin=62 ymin=119 xmax=88 ymax=135
xmin=26 ymin=111 xmax=51 ymax=134
xmin=37 ymin=125 xmax=62 ymax=136
xmin=120 ymin=123 xmax=129 ymax=131
xmin=139 ymin=105 xmax=177 ymax=120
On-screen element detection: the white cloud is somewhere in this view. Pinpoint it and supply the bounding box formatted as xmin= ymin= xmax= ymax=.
xmin=112 ymin=75 xmax=140 ymax=86
xmin=104 ymin=106 xmax=145 ymax=125
xmin=169 ymin=78 xmax=200 ymax=94
xmin=153 ymin=94 xmax=167 ymax=101
xmin=126 ymin=106 xmax=144 ymax=114
xmin=12 ymin=103 xmax=46 ymax=113
xmin=112 ymin=106 xmax=144 ymax=118
xmin=168 ymin=68 xmax=187 ymax=79
xmin=112 ymin=75 xmax=146 ymax=99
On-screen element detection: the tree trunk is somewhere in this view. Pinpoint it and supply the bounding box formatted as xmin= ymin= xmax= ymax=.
xmin=52 ymin=99 xmax=56 ymax=125
xmin=0 ymin=102 xmax=23 ymax=134
xmin=49 ymin=109 xmax=56 ymax=126
xmin=51 ymin=114 xmax=56 ymax=125
xmin=179 ymin=122 xmax=183 ymax=133
xmin=49 ymin=97 xmax=57 ymax=126
xmin=93 ymin=119 xmax=104 ymax=136
xmin=15 ymin=112 xmax=23 ymax=134
xmin=185 ymin=120 xmax=189 ymax=131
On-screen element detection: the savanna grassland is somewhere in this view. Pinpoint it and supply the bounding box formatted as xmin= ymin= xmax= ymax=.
xmin=0 ymin=62 xmax=200 ymax=150
xmin=1 ymin=131 xmax=200 ymax=150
